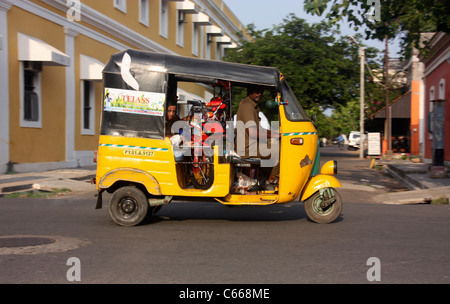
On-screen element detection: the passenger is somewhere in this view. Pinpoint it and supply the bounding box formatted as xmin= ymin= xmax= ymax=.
xmin=165 ymin=102 xmax=192 ymax=162
xmin=165 ymin=92 xmax=181 ymax=137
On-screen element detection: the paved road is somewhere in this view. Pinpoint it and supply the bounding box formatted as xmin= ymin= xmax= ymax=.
xmin=320 ymin=145 xmax=408 ymax=204
xmin=322 ymin=145 xmax=408 ymax=190
xmin=0 ymin=146 xmax=449 ymax=285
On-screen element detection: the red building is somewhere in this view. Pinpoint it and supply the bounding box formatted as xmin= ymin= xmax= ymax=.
xmin=420 ymin=33 xmax=450 ymax=165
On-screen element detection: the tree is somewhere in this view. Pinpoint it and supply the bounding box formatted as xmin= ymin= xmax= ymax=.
xmin=330 ymin=100 xmax=361 ymax=137
xmin=303 ymin=0 xmax=450 ymax=56
xmin=302 ymin=0 xmax=439 ymax=151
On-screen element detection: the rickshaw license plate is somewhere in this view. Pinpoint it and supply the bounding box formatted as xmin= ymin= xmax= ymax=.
xmin=123 ymin=149 xmax=155 ymax=157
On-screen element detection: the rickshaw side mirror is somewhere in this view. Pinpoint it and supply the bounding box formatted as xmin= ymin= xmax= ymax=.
xmin=265 ymin=99 xmax=278 ymax=109
xmin=311 ymin=114 xmax=317 ymax=124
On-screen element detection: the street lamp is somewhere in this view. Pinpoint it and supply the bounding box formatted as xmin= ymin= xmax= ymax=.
xmin=348 ymin=36 xmax=365 ymax=159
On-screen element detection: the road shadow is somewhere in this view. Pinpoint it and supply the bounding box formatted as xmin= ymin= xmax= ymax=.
xmin=148 ymin=200 xmax=307 ymax=223
xmin=143 ymin=200 xmax=343 ymax=225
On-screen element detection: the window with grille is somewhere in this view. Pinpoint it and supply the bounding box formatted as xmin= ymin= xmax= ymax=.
xmin=21 ymin=61 xmax=42 ymax=128
xmin=24 ymin=70 xmax=39 ymax=122
xmin=139 ymin=0 xmax=149 ymax=26
xmin=160 ymin=0 xmax=169 ymax=38
xmin=82 ymin=80 xmax=96 ymax=135
xmin=114 ymin=0 xmax=127 ymax=13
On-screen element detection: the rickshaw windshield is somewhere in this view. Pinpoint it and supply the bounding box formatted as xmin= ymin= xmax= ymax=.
xmin=281 ymin=80 xmax=309 ymax=121
xmin=100 ymin=72 xmax=167 ymax=139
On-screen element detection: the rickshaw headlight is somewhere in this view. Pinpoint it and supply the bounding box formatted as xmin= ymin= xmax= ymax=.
xmin=320 ymin=160 xmax=337 ymax=175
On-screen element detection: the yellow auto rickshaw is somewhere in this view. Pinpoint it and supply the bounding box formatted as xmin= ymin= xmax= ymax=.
xmin=94 ymin=50 xmax=342 ymax=226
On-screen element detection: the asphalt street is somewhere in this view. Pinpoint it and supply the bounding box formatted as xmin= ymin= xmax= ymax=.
xmin=0 ymin=146 xmax=449 ymax=285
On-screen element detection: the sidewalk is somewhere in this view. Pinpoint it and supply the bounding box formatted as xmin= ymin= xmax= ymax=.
xmin=373 ymin=159 xmax=450 ymax=205
xmin=0 ymin=166 xmax=97 ymax=198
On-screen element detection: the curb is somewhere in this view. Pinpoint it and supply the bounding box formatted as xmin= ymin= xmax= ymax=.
xmin=0 ymin=172 xmax=96 ymax=197
xmin=385 ymin=164 xmax=427 ymax=190
xmin=374 ymin=186 xmax=450 ymax=205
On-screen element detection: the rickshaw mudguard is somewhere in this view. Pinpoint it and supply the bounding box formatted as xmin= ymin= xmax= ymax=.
xmin=97 ymin=168 xmax=162 ymax=195
xmin=299 ymin=175 xmax=341 ymax=202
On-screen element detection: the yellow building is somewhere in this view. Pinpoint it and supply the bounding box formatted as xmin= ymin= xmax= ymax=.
xmin=0 ymin=0 xmax=247 ymax=173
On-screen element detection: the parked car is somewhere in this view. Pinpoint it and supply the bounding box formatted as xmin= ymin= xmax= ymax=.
xmin=348 ymin=131 xmax=367 ymax=151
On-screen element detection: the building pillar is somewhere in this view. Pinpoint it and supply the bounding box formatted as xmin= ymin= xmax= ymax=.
xmin=64 ymin=26 xmax=78 ymax=167
xmin=0 ymin=0 xmax=12 ymax=173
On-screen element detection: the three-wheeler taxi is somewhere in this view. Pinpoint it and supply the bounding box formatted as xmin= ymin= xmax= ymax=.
xmin=94 ymin=50 xmax=342 ymax=226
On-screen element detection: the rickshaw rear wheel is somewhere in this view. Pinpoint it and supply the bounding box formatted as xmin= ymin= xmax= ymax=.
xmin=109 ymin=186 xmax=149 ymax=227
xmin=304 ymin=187 xmax=342 ymax=224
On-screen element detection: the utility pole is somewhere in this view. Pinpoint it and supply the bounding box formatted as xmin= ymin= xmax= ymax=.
xmin=348 ymin=36 xmax=365 ymax=159
xmin=359 ymin=45 xmax=365 ymax=159
xmin=385 ymin=35 xmax=392 ymax=155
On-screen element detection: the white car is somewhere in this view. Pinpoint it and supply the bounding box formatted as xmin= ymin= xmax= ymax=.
xmin=348 ymin=131 xmax=367 ymax=151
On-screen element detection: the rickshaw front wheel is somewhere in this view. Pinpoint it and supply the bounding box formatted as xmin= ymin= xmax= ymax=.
xmin=109 ymin=186 xmax=149 ymax=227
xmin=304 ymin=187 xmax=342 ymax=224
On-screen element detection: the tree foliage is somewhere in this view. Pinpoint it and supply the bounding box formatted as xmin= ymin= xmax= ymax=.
xmin=303 ymin=0 xmax=450 ymax=56
xmin=330 ymin=100 xmax=361 ymax=136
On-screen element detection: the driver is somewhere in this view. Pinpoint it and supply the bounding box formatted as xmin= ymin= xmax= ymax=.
xmin=236 ymin=85 xmax=280 ymax=185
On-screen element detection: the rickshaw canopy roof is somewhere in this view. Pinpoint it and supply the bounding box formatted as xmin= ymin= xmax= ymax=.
xmin=103 ymin=49 xmax=282 ymax=88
